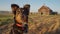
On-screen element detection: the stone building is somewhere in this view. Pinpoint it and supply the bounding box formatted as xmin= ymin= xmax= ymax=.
xmin=38 ymin=5 xmax=57 ymax=15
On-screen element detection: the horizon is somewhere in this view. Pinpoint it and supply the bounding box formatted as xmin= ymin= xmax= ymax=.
xmin=0 ymin=0 xmax=60 ymax=13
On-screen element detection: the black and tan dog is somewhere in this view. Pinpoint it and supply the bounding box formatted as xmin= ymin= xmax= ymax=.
xmin=10 ymin=4 xmax=30 ymax=34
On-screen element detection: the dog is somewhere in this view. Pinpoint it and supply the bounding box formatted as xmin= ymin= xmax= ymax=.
xmin=10 ymin=4 xmax=30 ymax=34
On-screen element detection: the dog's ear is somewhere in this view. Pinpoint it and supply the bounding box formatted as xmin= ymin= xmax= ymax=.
xmin=11 ymin=4 xmax=19 ymax=15
xmin=23 ymin=4 xmax=30 ymax=15
xmin=24 ymin=4 xmax=30 ymax=10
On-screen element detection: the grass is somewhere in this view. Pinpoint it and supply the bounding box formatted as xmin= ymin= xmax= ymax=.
xmin=0 ymin=14 xmax=13 ymax=26
xmin=0 ymin=13 xmax=60 ymax=34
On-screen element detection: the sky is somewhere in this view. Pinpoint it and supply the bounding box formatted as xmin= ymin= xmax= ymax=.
xmin=0 ymin=0 xmax=60 ymax=13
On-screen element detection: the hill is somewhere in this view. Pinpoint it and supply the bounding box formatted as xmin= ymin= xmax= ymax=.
xmin=0 ymin=11 xmax=11 ymax=15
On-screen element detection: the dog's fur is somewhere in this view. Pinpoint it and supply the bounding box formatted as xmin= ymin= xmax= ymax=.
xmin=10 ymin=4 xmax=30 ymax=34
xmin=10 ymin=4 xmax=23 ymax=34
xmin=22 ymin=4 xmax=30 ymax=23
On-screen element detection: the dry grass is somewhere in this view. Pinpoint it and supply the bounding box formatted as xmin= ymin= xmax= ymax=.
xmin=0 ymin=13 xmax=60 ymax=34
xmin=28 ymin=13 xmax=60 ymax=34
